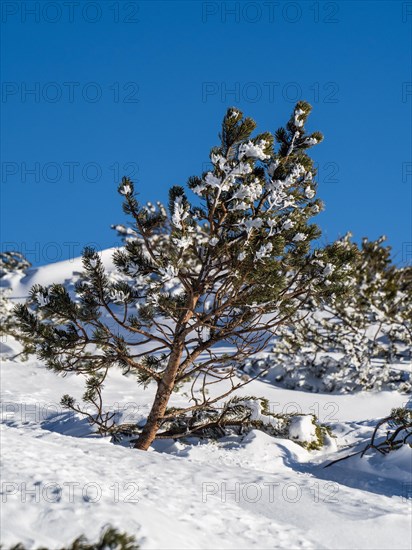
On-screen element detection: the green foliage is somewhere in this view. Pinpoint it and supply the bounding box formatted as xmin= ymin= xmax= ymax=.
xmin=304 ymin=422 xmax=332 ymax=451
xmin=6 ymin=526 xmax=139 ymax=550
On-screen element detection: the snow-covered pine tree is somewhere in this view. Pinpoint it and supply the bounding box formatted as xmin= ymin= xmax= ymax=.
xmin=267 ymin=234 xmax=412 ymax=392
xmin=0 ymin=251 xmax=34 ymax=359
xmin=0 ymin=288 xmax=16 ymax=342
xmin=0 ymin=251 xmax=31 ymax=277
xmin=15 ymin=103 xmax=357 ymax=450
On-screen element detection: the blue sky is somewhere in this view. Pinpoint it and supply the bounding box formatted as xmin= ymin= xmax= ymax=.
xmin=1 ymin=0 xmax=411 ymax=266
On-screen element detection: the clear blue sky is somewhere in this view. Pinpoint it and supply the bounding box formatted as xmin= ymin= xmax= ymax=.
xmin=1 ymin=0 xmax=411 ymax=266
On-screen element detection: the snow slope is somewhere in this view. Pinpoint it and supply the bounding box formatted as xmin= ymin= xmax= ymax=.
xmin=1 ymin=254 xmax=411 ymax=549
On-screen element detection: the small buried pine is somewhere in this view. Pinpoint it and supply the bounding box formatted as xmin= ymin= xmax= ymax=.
xmin=288 ymin=414 xmax=334 ymax=451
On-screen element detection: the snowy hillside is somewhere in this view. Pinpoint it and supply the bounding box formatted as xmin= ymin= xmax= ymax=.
xmin=1 ymin=253 xmax=411 ymax=549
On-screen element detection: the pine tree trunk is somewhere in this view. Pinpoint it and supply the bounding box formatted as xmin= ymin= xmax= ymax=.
xmin=134 ymin=341 xmax=184 ymax=450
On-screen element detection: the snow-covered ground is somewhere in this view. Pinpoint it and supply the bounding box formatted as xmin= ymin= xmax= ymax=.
xmin=1 ymin=255 xmax=411 ymax=549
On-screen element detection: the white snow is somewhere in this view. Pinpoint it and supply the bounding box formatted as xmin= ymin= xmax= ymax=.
xmin=1 ymin=253 xmax=411 ymax=549
xmin=305 ymin=186 xmax=315 ymax=199
xmin=282 ymin=219 xmax=295 ymax=231
xmin=288 ymin=415 xmax=317 ymax=444
xmin=293 ymin=233 xmax=307 ymax=242
xmin=159 ymin=265 xmax=179 ymax=282
xmin=238 ymin=140 xmax=270 ymax=161
xmin=172 ymin=236 xmax=192 ymax=249
xmin=239 ymin=217 xmax=263 ymax=236
xmin=294 ymin=108 xmax=305 ymax=127
xmin=119 ymin=184 xmax=132 ymax=196
xmin=255 ymin=243 xmax=273 ymax=261
xmin=171 ymin=197 xmax=189 ymax=230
